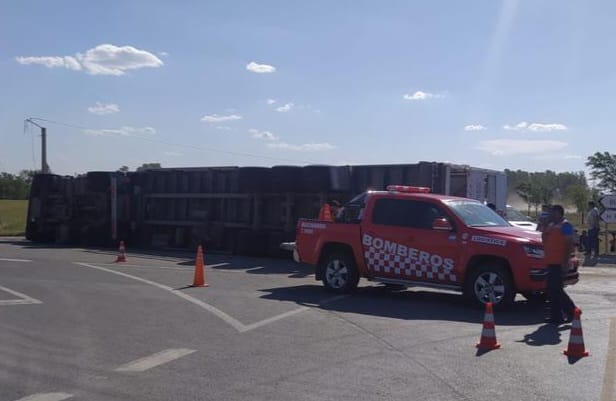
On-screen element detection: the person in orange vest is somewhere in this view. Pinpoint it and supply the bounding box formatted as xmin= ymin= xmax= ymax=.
xmin=542 ymin=204 xmax=577 ymax=324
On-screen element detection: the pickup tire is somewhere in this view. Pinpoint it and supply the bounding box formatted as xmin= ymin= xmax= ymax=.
xmin=465 ymin=264 xmax=515 ymax=309
xmin=320 ymin=251 xmax=359 ymax=293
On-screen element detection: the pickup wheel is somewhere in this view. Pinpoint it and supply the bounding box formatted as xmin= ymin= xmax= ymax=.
xmin=321 ymin=251 xmax=359 ymax=293
xmin=465 ymin=264 xmax=514 ymax=309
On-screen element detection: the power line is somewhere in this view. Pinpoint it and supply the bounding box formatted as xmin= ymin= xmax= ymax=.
xmin=28 ymin=117 xmax=317 ymax=165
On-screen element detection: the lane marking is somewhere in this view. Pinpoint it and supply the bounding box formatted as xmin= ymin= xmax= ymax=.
xmin=601 ymin=318 xmax=616 ymax=401
xmin=14 ymin=393 xmax=73 ymax=401
xmin=102 ymin=262 xmax=230 ymax=271
xmin=0 ymin=285 xmax=42 ymax=306
xmin=115 ymin=348 xmax=196 ymax=372
xmin=76 ymin=262 xmax=246 ymax=332
xmin=241 ymin=307 xmax=308 ymax=332
xmin=0 ymin=258 xmax=33 ymax=263
xmin=75 ymin=262 xmax=351 ymax=333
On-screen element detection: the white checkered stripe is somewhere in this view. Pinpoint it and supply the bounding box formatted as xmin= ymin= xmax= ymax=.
xmin=364 ymin=246 xmax=457 ymax=282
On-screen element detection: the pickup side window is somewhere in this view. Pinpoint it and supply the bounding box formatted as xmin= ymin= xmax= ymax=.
xmin=372 ymin=198 xmax=447 ymax=230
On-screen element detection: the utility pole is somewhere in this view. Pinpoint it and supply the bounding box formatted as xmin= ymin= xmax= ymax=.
xmin=25 ymin=118 xmax=50 ymax=174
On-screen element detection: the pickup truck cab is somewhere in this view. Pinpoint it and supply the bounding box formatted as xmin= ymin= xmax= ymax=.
xmin=294 ymin=185 xmax=579 ymax=308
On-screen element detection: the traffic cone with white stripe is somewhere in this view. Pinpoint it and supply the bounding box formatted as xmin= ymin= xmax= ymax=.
xmin=115 ymin=241 xmax=127 ymax=263
xmin=476 ymin=302 xmax=501 ymax=350
xmin=564 ymin=308 xmax=589 ymax=357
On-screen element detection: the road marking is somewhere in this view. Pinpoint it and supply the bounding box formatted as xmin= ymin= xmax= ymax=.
xmin=241 ymin=307 xmax=309 ymax=332
xmin=14 ymin=393 xmax=73 ymax=401
xmin=75 ymin=262 xmax=246 ymax=332
xmin=103 ymin=262 xmax=230 ymax=271
xmin=0 ymin=258 xmax=32 ymax=263
xmin=115 ymin=348 xmax=196 ymax=372
xmin=0 ymin=285 xmax=42 ymax=306
xmin=75 ymin=262 xmax=350 ymax=333
xmin=601 ymin=318 xmax=616 ymax=401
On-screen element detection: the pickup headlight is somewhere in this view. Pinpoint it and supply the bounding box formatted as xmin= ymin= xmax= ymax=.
xmin=524 ymin=245 xmax=544 ymax=259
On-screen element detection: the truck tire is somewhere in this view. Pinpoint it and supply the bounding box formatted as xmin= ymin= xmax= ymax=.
xmin=465 ymin=264 xmax=514 ymax=309
xmin=320 ymin=251 xmax=359 ymax=293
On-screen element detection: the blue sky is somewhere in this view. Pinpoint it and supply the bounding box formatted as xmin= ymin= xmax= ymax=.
xmin=1 ymin=0 xmax=614 ymax=175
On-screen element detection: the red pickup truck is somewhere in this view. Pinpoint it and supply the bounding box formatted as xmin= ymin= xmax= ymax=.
xmin=294 ymin=185 xmax=579 ymax=308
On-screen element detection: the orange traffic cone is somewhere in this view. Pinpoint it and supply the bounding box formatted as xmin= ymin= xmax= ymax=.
xmin=318 ymin=204 xmax=333 ymax=222
xmin=564 ymin=308 xmax=589 ymax=357
xmin=192 ymin=245 xmax=209 ymax=287
xmin=115 ymin=241 xmax=127 ymax=263
xmin=476 ymin=302 xmax=501 ymax=350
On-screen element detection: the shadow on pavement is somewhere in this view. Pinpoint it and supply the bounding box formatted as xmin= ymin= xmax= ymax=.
xmin=259 ymin=284 xmax=546 ymax=326
xmin=516 ymin=323 xmax=568 ymax=346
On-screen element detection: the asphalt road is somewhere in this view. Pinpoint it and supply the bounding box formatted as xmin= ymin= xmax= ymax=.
xmin=1 ymin=238 xmax=615 ymax=401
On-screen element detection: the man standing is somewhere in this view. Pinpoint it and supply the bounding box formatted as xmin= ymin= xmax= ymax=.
xmin=586 ymin=201 xmax=601 ymax=258
xmin=542 ymin=205 xmax=576 ymax=324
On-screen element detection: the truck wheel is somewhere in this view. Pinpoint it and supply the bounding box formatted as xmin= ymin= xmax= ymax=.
xmin=521 ymin=291 xmax=547 ymax=304
xmin=321 ymin=251 xmax=359 ymax=293
xmin=465 ymin=264 xmax=514 ymax=309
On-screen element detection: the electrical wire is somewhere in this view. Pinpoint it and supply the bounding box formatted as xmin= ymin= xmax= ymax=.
xmin=27 ymin=117 xmax=317 ymax=165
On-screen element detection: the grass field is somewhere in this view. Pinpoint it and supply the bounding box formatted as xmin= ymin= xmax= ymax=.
xmin=0 ymin=200 xmax=28 ymax=236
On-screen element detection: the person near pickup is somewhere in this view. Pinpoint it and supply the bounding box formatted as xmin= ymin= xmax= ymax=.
xmin=542 ymin=204 xmax=576 ymax=324
xmin=586 ymin=201 xmax=601 ymax=258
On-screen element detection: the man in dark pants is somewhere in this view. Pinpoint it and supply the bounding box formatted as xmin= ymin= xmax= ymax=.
xmin=586 ymin=201 xmax=601 ymax=258
xmin=542 ymin=205 xmax=576 ymax=324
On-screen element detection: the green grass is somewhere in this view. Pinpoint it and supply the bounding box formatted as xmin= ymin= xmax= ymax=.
xmin=0 ymin=200 xmax=28 ymax=236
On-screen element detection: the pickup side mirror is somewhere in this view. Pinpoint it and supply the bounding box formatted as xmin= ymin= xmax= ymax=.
xmin=432 ymin=217 xmax=453 ymax=231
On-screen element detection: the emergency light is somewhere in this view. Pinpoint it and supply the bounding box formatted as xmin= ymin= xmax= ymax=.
xmin=386 ymin=185 xmax=431 ymax=193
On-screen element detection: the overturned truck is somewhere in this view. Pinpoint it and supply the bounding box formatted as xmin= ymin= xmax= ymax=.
xmin=25 ymin=162 xmax=507 ymax=256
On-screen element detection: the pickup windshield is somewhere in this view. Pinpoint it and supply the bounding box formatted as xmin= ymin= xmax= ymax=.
xmin=446 ymin=200 xmax=510 ymax=227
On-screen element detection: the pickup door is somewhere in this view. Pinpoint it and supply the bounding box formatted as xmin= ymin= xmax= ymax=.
xmin=361 ymin=196 xmax=462 ymax=287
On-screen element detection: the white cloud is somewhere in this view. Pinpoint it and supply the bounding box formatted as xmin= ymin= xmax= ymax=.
xmin=16 ymin=44 xmax=163 ymax=76
xmin=268 ymin=142 xmax=335 ymax=151
xmin=464 ymin=124 xmax=486 ymax=132
xmin=249 ymin=128 xmax=278 ymax=141
xmin=215 ymin=126 xmax=232 ymax=131
xmin=16 ymin=56 xmax=82 ymax=71
xmin=266 ymin=99 xmax=276 ymax=105
xmin=564 ymin=154 xmax=582 ymax=159
xmin=158 ymin=51 xmax=170 ymax=57
xmin=88 ymin=102 xmax=120 ymax=115
xmin=503 ymin=121 xmax=567 ymax=132
xmin=276 ymin=103 xmax=294 ymax=113
xmin=403 ymin=91 xmax=444 ymax=101
xmin=164 ymin=151 xmax=182 ymax=157
xmin=201 ymin=114 xmax=243 ymax=123
xmin=84 ymin=126 xmax=156 ymax=137
xmin=476 ymin=139 xmax=568 ymax=155
xmin=246 ymin=61 xmax=276 ymax=73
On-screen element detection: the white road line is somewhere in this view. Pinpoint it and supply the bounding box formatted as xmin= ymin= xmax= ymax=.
xmin=75 ymin=262 xmax=246 ymax=332
xmin=206 ymin=263 xmax=230 ymax=269
xmin=0 ymin=258 xmax=33 ymax=263
xmin=0 ymin=285 xmax=42 ymax=306
xmin=14 ymin=393 xmax=73 ymax=401
xmin=74 ymin=262 xmax=350 ymax=333
xmin=103 ymin=262 xmax=230 ymax=271
xmin=115 ymin=348 xmax=196 ymax=372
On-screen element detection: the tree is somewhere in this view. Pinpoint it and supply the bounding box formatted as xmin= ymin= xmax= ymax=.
xmin=586 ymin=152 xmax=616 ymax=192
xmin=118 ymin=166 xmax=130 ymax=173
xmin=136 ymin=163 xmax=162 ymax=172
xmin=566 ymin=184 xmax=590 ymax=223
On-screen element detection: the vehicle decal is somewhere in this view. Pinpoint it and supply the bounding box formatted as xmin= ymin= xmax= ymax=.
xmin=301 ymin=222 xmax=327 ymax=229
xmin=471 ymin=235 xmax=506 ymax=247
xmin=362 ymin=234 xmax=456 ymax=282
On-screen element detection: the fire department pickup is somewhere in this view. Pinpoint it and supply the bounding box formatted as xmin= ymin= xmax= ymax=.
xmin=294 ymin=185 xmax=579 ymax=308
